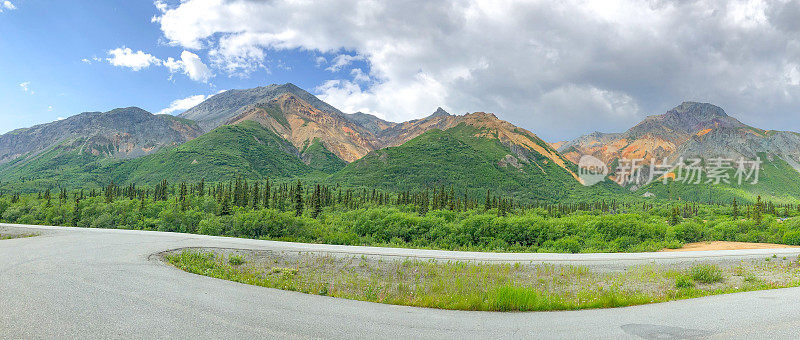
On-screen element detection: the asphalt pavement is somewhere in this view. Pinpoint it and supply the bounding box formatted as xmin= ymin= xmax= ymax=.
xmin=3 ymin=223 xmax=800 ymax=339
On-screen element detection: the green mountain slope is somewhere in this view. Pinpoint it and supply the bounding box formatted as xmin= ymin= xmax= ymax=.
xmin=637 ymin=153 xmax=800 ymax=203
xmin=0 ymin=139 xmax=113 ymax=190
xmin=301 ymin=139 xmax=347 ymax=173
xmin=330 ymin=123 xmax=623 ymax=201
xmin=111 ymin=121 xmax=317 ymax=184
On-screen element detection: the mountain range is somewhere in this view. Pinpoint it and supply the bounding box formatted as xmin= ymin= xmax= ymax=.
xmin=554 ymin=101 xmax=800 ymax=202
xmin=1 ymin=83 xmax=799 ymax=203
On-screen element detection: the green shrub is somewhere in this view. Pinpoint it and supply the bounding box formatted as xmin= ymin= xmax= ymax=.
xmin=228 ymin=255 xmax=245 ymax=265
xmin=782 ymin=231 xmax=800 ymax=245
xmin=675 ymin=275 xmax=695 ymax=289
xmin=674 ymin=222 xmax=703 ymax=243
xmin=198 ymin=218 xmax=224 ymax=236
xmin=690 ymin=265 xmax=723 ymax=284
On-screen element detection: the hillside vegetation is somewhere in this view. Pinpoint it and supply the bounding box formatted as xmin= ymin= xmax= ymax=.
xmin=111 ymin=121 xmax=319 ymax=184
xmin=332 ymin=124 xmax=623 ymax=201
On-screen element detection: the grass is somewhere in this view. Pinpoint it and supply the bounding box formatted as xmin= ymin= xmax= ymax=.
xmin=165 ymin=249 xmax=800 ymax=312
xmin=0 ymin=233 xmax=36 ymax=240
xmin=690 ymin=264 xmax=724 ymax=284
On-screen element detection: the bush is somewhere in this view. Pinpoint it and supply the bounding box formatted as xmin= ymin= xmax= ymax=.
xmin=90 ymin=213 xmax=115 ymax=229
xmin=674 ymin=222 xmax=704 ymax=243
xmin=553 ymin=236 xmax=582 ymax=253
xmin=198 ymin=217 xmax=224 ymax=236
xmin=690 ymin=265 xmax=723 ymax=284
xmin=675 ymin=275 xmax=695 ymax=289
xmin=228 ymin=255 xmax=245 ymax=265
xmin=782 ymin=231 xmax=800 ymax=245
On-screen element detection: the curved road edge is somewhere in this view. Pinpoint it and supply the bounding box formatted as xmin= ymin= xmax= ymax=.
xmin=4 ymin=223 xmax=800 ymax=339
xmin=3 ymin=223 xmax=799 ymax=270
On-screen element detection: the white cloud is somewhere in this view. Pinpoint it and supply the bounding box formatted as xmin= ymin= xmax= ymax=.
xmin=0 ymin=1 xmax=16 ymax=12
xmin=81 ymin=56 xmax=102 ymax=64
xmin=153 ymin=0 xmax=168 ymax=13
xmin=47 ymin=106 xmax=53 ymax=111
xmin=179 ymin=51 xmax=213 ymax=82
xmin=157 ymin=94 xmax=209 ymax=115
xmin=163 ymin=51 xmax=213 ymax=82
xmin=19 ymin=82 xmax=32 ymax=94
xmin=106 ymin=47 xmax=160 ymax=71
xmin=350 ymin=68 xmax=370 ymax=82
xmin=326 ymin=54 xmax=364 ymax=72
xmin=104 ymin=46 xmax=212 ymax=82
xmin=153 ymin=0 xmax=800 ymax=140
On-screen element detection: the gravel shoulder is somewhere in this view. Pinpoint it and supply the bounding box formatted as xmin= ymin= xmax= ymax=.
xmin=160 ymin=246 xmax=800 ymax=312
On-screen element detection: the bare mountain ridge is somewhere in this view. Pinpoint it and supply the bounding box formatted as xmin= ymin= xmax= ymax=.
xmin=179 ymin=83 xmax=343 ymax=132
xmin=557 ymin=102 xmax=800 ymax=190
xmin=0 ymin=107 xmax=202 ymax=165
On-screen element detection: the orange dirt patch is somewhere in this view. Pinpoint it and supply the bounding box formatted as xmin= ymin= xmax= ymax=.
xmin=661 ymin=241 xmax=798 ymax=252
xmin=696 ymin=128 xmax=713 ymax=137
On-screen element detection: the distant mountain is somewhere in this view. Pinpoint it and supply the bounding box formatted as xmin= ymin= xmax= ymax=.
xmin=330 ymin=112 xmax=620 ymax=200
xmin=559 ymin=101 xmax=800 ymax=201
xmin=0 ymin=107 xmax=202 ymax=189
xmin=179 ymin=83 xmax=343 ymax=132
xmin=11 ymin=82 xmax=799 ymax=204
xmin=557 ymin=102 xmax=745 ymax=166
xmin=110 ymin=120 xmax=319 ymax=184
xmin=225 ymin=93 xmax=379 ymax=162
xmin=0 ymin=107 xmax=201 ymax=164
xmin=428 ymin=107 xmax=451 ymax=118
xmin=344 ymin=112 xmax=397 ymax=134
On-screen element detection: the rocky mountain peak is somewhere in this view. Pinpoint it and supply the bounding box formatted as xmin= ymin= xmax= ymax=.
xmin=668 ymin=101 xmax=728 ymax=119
xmin=428 ymin=107 xmax=451 ymax=118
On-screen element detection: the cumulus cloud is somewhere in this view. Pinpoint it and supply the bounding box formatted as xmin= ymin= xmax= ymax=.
xmin=179 ymin=51 xmax=213 ymax=82
xmin=106 ymin=47 xmax=160 ymax=71
xmin=164 ymin=51 xmax=214 ymax=82
xmin=105 ymin=46 xmax=213 ymax=82
xmin=153 ymin=0 xmax=800 ymax=141
xmin=157 ymin=94 xmax=209 ymax=115
xmin=0 ymin=1 xmax=16 ymax=12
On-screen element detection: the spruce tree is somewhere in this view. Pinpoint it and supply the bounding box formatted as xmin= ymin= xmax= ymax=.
xmin=294 ymin=180 xmax=304 ymax=217
xmin=179 ymin=182 xmax=189 ymax=211
xmin=251 ymin=181 xmax=260 ymax=209
xmin=44 ymin=188 xmax=52 ymax=207
xmin=670 ymin=206 xmax=680 ymax=226
xmin=754 ymin=196 xmax=763 ymax=225
xmin=263 ymin=179 xmax=271 ymax=209
xmin=219 ymin=195 xmax=232 ymax=216
xmin=72 ymin=197 xmax=81 ymax=227
xmin=311 ymin=184 xmax=322 ymax=219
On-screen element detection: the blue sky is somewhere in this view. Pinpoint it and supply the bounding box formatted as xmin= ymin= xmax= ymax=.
xmin=0 ymin=0 xmax=367 ymax=134
xmin=2 ymin=0 xmax=799 ymax=142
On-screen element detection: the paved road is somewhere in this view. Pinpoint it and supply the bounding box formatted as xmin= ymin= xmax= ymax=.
xmin=3 ymin=223 xmax=800 ymax=339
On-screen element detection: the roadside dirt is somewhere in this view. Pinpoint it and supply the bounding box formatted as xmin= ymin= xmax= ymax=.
xmin=662 ymin=241 xmax=799 ymax=252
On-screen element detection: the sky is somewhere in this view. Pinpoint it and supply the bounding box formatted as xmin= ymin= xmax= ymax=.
xmin=1 ymin=0 xmax=800 ymax=142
